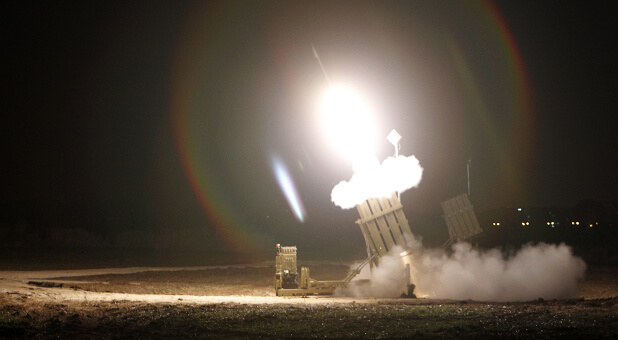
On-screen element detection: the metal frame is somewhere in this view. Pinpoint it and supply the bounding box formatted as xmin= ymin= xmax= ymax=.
xmin=441 ymin=194 xmax=482 ymax=247
xmin=356 ymin=192 xmax=413 ymax=265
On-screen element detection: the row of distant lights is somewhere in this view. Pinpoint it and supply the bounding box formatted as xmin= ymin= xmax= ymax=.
xmin=494 ymin=209 xmax=598 ymax=228
xmin=572 ymin=221 xmax=598 ymax=228
xmin=491 ymin=222 xmax=534 ymax=226
xmin=492 ymin=221 xmax=597 ymax=228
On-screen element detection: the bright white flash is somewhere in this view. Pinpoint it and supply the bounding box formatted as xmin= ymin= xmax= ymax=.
xmin=331 ymin=155 xmax=423 ymax=209
xmin=272 ymin=155 xmax=306 ymax=222
xmin=319 ymin=85 xmax=377 ymax=163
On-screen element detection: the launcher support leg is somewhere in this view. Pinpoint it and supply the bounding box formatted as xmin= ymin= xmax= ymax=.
xmin=404 ymin=263 xmax=416 ymax=298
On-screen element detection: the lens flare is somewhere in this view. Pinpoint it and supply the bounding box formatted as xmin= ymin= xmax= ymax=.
xmin=271 ymin=155 xmax=306 ymax=222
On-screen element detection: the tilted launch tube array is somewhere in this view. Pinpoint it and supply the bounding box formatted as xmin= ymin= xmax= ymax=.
xmin=355 ymin=192 xmax=414 ymax=266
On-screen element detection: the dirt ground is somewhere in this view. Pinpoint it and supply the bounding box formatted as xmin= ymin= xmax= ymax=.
xmin=1 ymin=263 xmax=617 ymax=338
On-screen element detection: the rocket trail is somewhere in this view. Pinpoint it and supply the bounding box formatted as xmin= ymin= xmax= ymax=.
xmin=312 ymin=44 xmax=331 ymax=86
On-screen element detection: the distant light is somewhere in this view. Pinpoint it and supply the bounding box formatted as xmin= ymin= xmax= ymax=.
xmin=521 ymin=222 xmax=525 ymax=226
xmin=589 ymin=224 xmax=593 ymax=228
xmin=526 ymin=222 xmax=529 ymax=225
xmin=547 ymin=222 xmax=550 ymax=225
xmin=576 ymin=221 xmax=580 ymax=225
xmin=551 ymin=221 xmax=555 ymax=225
xmin=517 ymin=208 xmax=522 ymax=212
xmin=571 ymin=222 xmax=575 ymax=225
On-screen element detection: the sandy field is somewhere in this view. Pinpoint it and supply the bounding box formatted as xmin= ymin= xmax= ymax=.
xmin=1 ymin=263 xmax=617 ymax=338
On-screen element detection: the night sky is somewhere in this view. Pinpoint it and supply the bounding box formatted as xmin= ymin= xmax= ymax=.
xmin=3 ymin=1 xmax=616 ymax=256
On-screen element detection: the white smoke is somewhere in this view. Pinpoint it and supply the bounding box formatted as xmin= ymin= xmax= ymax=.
xmin=338 ymin=241 xmax=586 ymax=301
xmin=408 ymin=242 xmax=586 ymax=301
xmin=336 ymin=246 xmax=409 ymax=298
xmin=331 ymin=155 xmax=423 ymax=209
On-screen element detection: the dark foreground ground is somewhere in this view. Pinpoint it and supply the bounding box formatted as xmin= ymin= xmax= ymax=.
xmin=1 ymin=296 xmax=617 ymax=339
xmin=1 ymin=264 xmax=617 ymax=339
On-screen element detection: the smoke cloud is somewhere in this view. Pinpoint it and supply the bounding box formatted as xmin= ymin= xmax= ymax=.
xmin=408 ymin=242 xmax=586 ymax=301
xmin=331 ymin=155 xmax=423 ymax=209
xmin=329 ymin=151 xmax=586 ymax=301
xmin=336 ymin=245 xmax=410 ymax=298
xmin=339 ymin=241 xmax=586 ymax=301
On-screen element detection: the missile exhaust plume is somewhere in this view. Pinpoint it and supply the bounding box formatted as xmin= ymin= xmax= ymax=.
xmin=331 ymin=155 xmax=423 ymax=209
xmin=312 ymin=44 xmax=331 ymax=86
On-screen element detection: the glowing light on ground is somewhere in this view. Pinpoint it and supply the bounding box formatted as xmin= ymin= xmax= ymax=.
xmin=271 ymin=155 xmax=306 ymax=222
